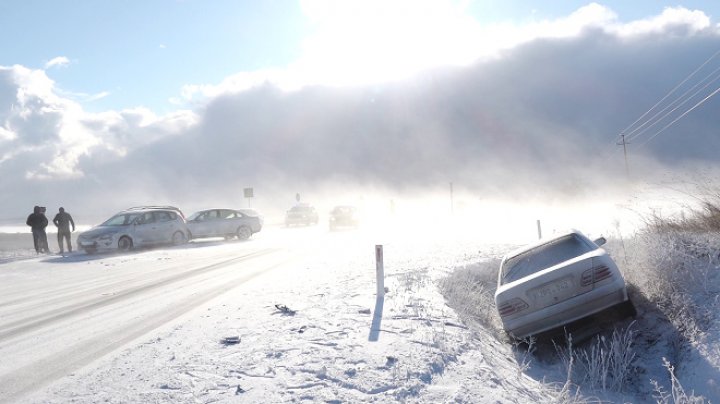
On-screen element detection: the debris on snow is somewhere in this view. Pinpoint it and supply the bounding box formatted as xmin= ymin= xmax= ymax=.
xmin=221 ymin=336 xmax=241 ymax=345
xmin=274 ymin=304 xmax=296 ymax=315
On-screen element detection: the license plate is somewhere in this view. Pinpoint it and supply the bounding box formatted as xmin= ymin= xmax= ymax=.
xmin=529 ymin=277 xmax=573 ymax=302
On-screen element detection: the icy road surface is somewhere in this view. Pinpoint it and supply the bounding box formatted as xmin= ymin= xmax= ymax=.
xmin=0 ymin=223 xmax=541 ymax=403
xmin=4 ymin=221 xmax=714 ymax=403
xmin=0 ymin=240 xmax=293 ymax=402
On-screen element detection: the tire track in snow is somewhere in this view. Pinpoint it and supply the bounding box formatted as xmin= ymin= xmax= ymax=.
xmin=0 ymin=249 xmax=276 ymax=342
xmin=0 ymin=248 xmax=292 ymax=403
xmin=0 ymin=253 xmax=214 ymax=309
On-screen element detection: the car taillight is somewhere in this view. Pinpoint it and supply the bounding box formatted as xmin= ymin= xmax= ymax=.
xmin=581 ymin=265 xmax=612 ymax=286
xmin=497 ymin=298 xmax=529 ymax=317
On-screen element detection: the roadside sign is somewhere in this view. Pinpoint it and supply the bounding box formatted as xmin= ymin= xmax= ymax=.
xmin=244 ymin=188 xmax=254 ymax=198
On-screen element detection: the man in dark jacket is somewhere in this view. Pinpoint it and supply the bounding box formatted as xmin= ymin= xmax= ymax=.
xmin=26 ymin=206 xmax=49 ymax=254
xmin=53 ymin=207 xmax=76 ymax=254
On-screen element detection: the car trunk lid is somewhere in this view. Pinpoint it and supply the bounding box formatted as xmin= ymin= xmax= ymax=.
xmin=503 ymin=255 xmax=595 ymax=312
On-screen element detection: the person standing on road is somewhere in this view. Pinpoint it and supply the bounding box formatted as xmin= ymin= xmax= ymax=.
xmin=39 ymin=206 xmax=50 ymax=252
xmin=26 ymin=206 xmax=49 ymax=254
xmin=53 ymin=207 xmax=76 ymax=254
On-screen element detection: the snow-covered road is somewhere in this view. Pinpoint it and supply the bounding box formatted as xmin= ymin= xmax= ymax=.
xmin=0 ymin=239 xmax=294 ymax=402
xmin=3 ymin=220 xmax=717 ymax=403
xmin=1 ymin=223 xmax=533 ymax=403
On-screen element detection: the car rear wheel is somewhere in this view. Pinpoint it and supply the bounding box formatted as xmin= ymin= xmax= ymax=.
xmin=118 ymin=236 xmax=133 ymax=251
xmin=172 ymin=231 xmax=187 ymax=245
xmin=236 ymin=226 xmax=251 ymax=240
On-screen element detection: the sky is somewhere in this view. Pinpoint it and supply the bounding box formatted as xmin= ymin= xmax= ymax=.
xmin=1 ymin=1 xmax=720 ymax=220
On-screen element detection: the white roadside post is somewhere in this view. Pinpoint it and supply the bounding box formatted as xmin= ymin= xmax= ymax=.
xmin=375 ymin=245 xmax=385 ymax=298
xmin=537 ymin=220 xmax=542 ymax=240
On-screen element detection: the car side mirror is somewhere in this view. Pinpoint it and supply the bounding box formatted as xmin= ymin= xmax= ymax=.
xmin=593 ymin=237 xmax=607 ymax=246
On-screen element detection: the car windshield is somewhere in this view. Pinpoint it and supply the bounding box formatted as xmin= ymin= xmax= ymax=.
xmin=290 ymin=205 xmax=313 ymax=212
xmin=500 ymin=234 xmax=595 ymax=284
xmin=101 ymin=213 xmax=142 ymax=226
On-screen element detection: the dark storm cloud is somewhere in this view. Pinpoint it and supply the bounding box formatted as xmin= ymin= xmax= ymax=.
xmin=113 ymin=27 xmax=719 ymax=197
xmin=2 ymin=17 xmax=720 ymax=218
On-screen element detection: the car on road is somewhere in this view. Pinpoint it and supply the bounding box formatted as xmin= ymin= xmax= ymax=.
xmin=494 ymin=230 xmax=634 ymax=340
xmin=186 ymin=208 xmax=263 ymax=241
xmin=78 ymin=206 xmax=190 ymax=254
xmin=329 ymin=205 xmax=359 ymax=230
xmin=285 ymin=203 xmax=319 ymax=226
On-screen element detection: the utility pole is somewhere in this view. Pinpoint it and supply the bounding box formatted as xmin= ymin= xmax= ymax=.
xmin=617 ymin=134 xmax=630 ymax=178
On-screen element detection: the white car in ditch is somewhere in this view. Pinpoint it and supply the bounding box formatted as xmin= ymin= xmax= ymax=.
xmin=494 ymin=230 xmax=634 ymax=340
xmin=78 ymin=206 xmax=190 ymax=254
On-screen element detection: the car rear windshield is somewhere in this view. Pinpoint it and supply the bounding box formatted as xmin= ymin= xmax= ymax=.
xmin=500 ymin=234 xmax=595 ymax=284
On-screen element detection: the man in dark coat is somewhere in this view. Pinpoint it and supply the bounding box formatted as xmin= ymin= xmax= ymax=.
xmin=53 ymin=207 xmax=76 ymax=254
xmin=26 ymin=206 xmax=49 ymax=254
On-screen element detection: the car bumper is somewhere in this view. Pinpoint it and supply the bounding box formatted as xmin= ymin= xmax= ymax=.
xmin=503 ymin=283 xmax=628 ymax=339
xmin=330 ymin=219 xmax=357 ymax=226
xmin=285 ymin=218 xmax=313 ymax=224
xmin=78 ymin=238 xmax=116 ymax=251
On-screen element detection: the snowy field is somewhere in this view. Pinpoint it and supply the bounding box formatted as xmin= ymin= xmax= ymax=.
xmin=1 ymin=212 xmax=719 ymax=403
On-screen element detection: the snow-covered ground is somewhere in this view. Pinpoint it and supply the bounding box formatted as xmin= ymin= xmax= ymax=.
xmin=1 ymin=214 xmax=718 ymax=403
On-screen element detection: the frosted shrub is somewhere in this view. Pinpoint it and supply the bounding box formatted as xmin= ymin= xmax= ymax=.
xmin=616 ymin=226 xmax=719 ymax=343
xmin=546 ymin=343 xmax=591 ymax=404
xmin=438 ymin=259 xmax=502 ymax=335
xmin=651 ymin=358 xmax=707 ymax=404
xmin=553 ymin=325 xmax=637 ymax=394
xmin=577 ymin=324 xmax=636 ymax=392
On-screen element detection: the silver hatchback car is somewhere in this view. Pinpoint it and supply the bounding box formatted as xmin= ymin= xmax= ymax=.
xmin=494 ymin=230 xmax=633 ymax=339
xmin=78 ymin=206 xmax=190 ymax=254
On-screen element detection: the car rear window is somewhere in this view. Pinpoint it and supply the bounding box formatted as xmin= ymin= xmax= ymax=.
xmin=500 ymin=234 xmax=595 ymax=284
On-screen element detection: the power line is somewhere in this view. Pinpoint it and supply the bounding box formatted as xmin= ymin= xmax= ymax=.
xmin=625 ymin=66 xmax=720 ymax=143
xmin=617 ymin=48 xmax=720 ymax=143
xmin=612 ymin=47 xmax=720 ymax=174
xmin=638 ymin=85 xmax=720 ymax=148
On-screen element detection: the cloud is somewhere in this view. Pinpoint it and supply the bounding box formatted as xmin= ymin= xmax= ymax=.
xmin=615 ymin=6 xmax=711 ymax=37
xmin=1 ymin=5 xmax=720 ymax=218
xmin=0 ymin=64 xmax=197 ymax=210
xmin=179 ymin=3 xmax=717 ymax=102
xmin=44 ymin=56 xmax=70 ymax=69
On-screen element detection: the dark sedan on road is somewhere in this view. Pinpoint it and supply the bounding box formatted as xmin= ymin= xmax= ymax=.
xmin=284 ymin=203 xmax=319 ymax=226
xmin=329 ymin=205 xmax=359 ymax=230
